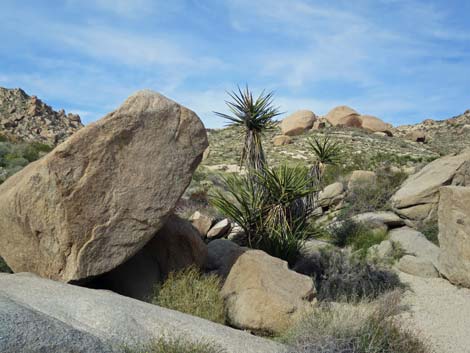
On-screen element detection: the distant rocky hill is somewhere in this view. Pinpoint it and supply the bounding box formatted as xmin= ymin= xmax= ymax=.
xmin=202 ymin=107 xmax=470 ymax=178
xmin=395 ymin=110 xmax=470 ymax=156
xmin=0 ymin=87 xmax=83 ymax=145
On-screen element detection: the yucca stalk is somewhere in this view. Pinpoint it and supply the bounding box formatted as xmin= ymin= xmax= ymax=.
xmin=214 ymin=86 xmax=281 ymax=172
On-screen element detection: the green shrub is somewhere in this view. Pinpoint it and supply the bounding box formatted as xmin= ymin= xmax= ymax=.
xmin=344 ymin=168 xmax=407 ymax=216
xmin=126 ymin=336 xmax=225 ymax=353
xmin=294 ymin=248 xmax=403 ymax=302
xmin=417 ymin=218 xmax=439 ymax=246
xmin=282 ymin=290 xmax=430 ymax=353
xmin=210 ymin=164 xmax=320 ymax=265
xmin=351 ymin=229 xmax=388 ymax=259
xmin=152 ymin=266 xmax=225 ymax=324
xmin=0 ymin=256 xmax=12 ymax=273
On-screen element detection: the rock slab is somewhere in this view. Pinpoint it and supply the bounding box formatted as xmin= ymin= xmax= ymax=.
xmin=0 ymin=273 xmax=285 ymax=353
xmin=438 ymin=186 xmax=470 ymax=287
xmin=0 ymin=90 xmax=208 ymax=282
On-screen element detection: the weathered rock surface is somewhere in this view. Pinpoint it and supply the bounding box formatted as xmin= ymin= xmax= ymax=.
xmin=87 ymin=215 xmax=207 ymax=300
xmin=405 ymin=130 xmax=426 ymax=142
xmin=360 ymin=115 xmax=393 ymax=135
xmin=438 ymin=186 xmax=470 ymax=287
xmin=391 ymin=149 xmax=470 ymax=221
xmin=280 ymin=110 xmax=316 ymax=136
xmin=351 ymin=211 xmax=405 ymax=229
xmin=221 ymin=247 xmax=316 ymax=334
xmin=206 ymin=239 xmax=246 ymax=278
xmin=0 ymin=87 xmax=83 ymax=145
xmin=326 ymin=106 xmax=362 ymax=127
xmin=318 ymin=182 xmax=344 ymax=207
xmin=398 ymin=255 xmax=439 ymax=278
xmin=0 ymin=273 xmax=285 ymax=353
xmin=0 ymin=90 xmax=208 ymax=282
xmin=272 ymin=135 xmax=293 ymax=146
xmin=189 ymin=211 xmax=214 ymax=237
xmin=389 ymin=227 xmax=440 ymax=269
xmin=207 ymin=218 xmax=231 ymax=239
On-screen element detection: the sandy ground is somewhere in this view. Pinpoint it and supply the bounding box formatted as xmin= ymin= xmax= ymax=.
xmin=399 ymin=272 xmax=470 ymax=353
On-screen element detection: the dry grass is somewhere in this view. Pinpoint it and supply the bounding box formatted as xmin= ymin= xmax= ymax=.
xmin=282 ymin=290 xmax=431 ymax=353
xmin=125 ymin=336 xmax=226 ymax=353
xmin=152 ymin=266 xmax=225 ymax=324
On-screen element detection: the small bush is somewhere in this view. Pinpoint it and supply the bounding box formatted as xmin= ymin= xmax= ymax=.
xmin=283 ymin=291 xmax=430 ymax=353
xmin=126 ymin=336 xmax=225 ymax=353
xmin=330 ymin=220 xmax=387 ymax=256
xmin=294 ymin=248 xmax=403 ymax=302
xmin=417 ymin=218 xmax=439 ymax=246
xmin=0 ymin=256 xmax=12 ymax=273
xmin=152 ymin=266 xmax=225 ymax=324
xmin=344 ymin=168 xmax=407 ymax=216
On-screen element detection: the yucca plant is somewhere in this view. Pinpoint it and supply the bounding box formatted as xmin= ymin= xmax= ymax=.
xmin=307 ymin=134 xmax=343 ymax=182
xmin=305 ymin=134 xmax=343 ymax=210
xmin=214 ymin=86 xmax=281 ymax=172
xmin=210 ymin=164 xmax=321 ymax=264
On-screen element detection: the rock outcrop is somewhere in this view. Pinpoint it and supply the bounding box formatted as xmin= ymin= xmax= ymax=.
xmin=0 ymin=90 xmax=208 ymax=282
xmin=280 ymin=110 xmax=317 ymax=136
xmin=391 ymin=149 xmax=470 ymax=222
xmin=0 ymin=273 xmax=285 ymax=353
xmin=220 ymin=244 xmax=316 ymax=334
xmin=438 ymin=186 xmax=470 ymax=287
xmin=360 ymin=115 xmax=393 ymax=136
xmin=0 ymin=87 xmax=83 ymax=145
xmin=325 ymin=105 xmax=362 ymax=127
xmin=272 ymin=135 xmax=293 ymax=146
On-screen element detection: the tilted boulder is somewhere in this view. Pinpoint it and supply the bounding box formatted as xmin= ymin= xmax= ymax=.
xmin=0 ymin=90 xmax=208 ymax=282
xmin=391 ymin=149 xmax=470 ymax=222
xmin=220 ymin=245 xmax=316 ymax=334
xmin=280 ymin=110 xmax=317 ymax=136
xmin=272 ymin=135 xmax=293 ymax=146
xmin=438 ymin=186 xmax=470 ymax=287
xmin=325 ymin=105 xmax=362 ymax=127
xmin=0 ymin=273 xmax=285 ymax=353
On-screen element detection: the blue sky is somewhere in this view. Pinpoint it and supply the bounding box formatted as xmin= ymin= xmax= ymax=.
xmin=0 ymin=0 xmax=469 ymax=128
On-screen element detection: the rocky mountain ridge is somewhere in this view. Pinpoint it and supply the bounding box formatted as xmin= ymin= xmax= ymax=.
xmin=0 ymin=87 xmax=83 ymax=145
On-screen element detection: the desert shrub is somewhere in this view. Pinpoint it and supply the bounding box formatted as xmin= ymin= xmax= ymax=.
xmin=282 ymin=291 xmax=430 ymax=353
xmin=344 ymin=168 xmax=407 ymax=216
xmin=125 ymin=336 xmax=225 ymax=353
xmin=417 ymin=218 xmax=439 ymax=245
xmin=330 ymin=220 xmax=387 ymax=256
xmin=294 ymin=248 xmax=403 ymax=302
xmin=210 ymin=164 xmax=320 ymax=265
xmin=152 ymin=266 xmax=225 ymax=324
xmin=0 ymin=256 xmax=12 ymax=273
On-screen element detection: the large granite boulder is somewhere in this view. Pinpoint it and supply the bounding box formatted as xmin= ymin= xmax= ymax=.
xmin=391 ymin=149 xmax=470 ymax=222
xmin=0 ymin=273 xmax=285 ymax=353
xmin=0 ymin=90 xmax=208 ymax=282
xmin=280 ymin=110 xmax=317 ymax=136
xmin=325 ymin=106 xmax=362 ymax=127
xmin=220 ymin=245 xmax=316 ymax=334
xmin=88 ymin=215 xmax=208 ymax=300
xmin=438 ymin=186 xmax=470 ymax=287
xmin=360 ymin=115 xmax=393 ymax=135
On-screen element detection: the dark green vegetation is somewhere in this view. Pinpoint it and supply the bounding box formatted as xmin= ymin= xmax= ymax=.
xmin=0 ymin=138 xmax=52 ymax=184
xmin=294 ymin=248 xmax=403 ymax=302
xmin=283 ymin=291 xmax=430 ymax=353
xmin=211 ymin=165 xmax=321 ymax=265
xmin=152 ymin=266 xmax=225 ymax=324
xmin=125 ymin=337 xmax=225 ymax=353
xmin=0 ymin=256 xmax=12 ymax=273
xmin=418 ymin=218 xmax=439 ymax=246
